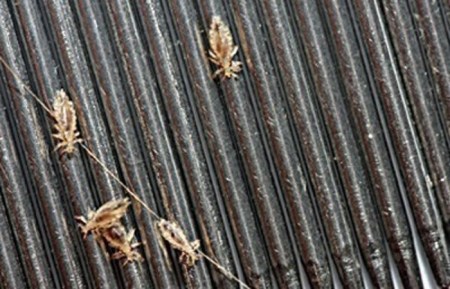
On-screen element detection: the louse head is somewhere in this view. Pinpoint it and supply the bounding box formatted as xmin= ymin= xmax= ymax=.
xmin=180 ymin=251 xmax=200 ymax=268
xmin=63 ymin=142 xmax=77 ymax=155
xmin=157 ymin=219 xmax=169 ymax=230
xmin=157 ymin=219 xmax=180 ymax=240
xmin=157 ymin=220 xmax=170 ymax=237
xmin=53 ymin=89 xmax=68 ymax=109
xmin=210 ymin=16 xmax=222 ymax=32
xmin=103 ymin=198 xmax=131 ymax=219
xmin=120 ymin=251 xmax=143 ymax=266
xmin=223 ymin=61 xmax=243 ymax=79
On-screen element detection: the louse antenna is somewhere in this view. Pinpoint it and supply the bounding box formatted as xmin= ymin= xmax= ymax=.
xmin=0 ymin=55 xmax=252 ymax=289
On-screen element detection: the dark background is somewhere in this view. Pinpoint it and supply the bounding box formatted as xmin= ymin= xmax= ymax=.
xmin=0 ymin=0 xmax=449 ymax=288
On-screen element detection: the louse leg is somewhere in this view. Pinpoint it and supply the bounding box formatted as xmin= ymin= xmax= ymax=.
xmin=133 ymin=251 xmax=143 ymax=262
xmin=232 ymin=61 xmax=243 ymax=70
xmin=52 ymin=133 xmax=65 ymax=141
xmin=122 ymin=257 xmax=131 ymax=267
xmin=210 ymin=59 xmax=222 ymax=67
xmin=208 ymin=54 xmax=221 ymax=66
xmin=74 ymin=215 xmax=90 ymax=238
xmin=208 ymin=50 xmax=218 ymax=59
xmin=111 ymin=251 xmax=123 ymax=260
xmin=126 ymin=229 xmax=142 ymax=250
xmin=230 ymin=45 xmax=238 ymax=57
xmin=74 ymin=138 xmax=83 ymax=145
xmin=129 ymin=251 xmax=143 ymax=264
xmin=209 ymin=58 xmax=222 ymax=66
xmin=130 ymin=242 xmax=141 ymax=251
xmin=213 ymin=68 xmax=224 ymax=79
xmin=126 ymin=229 xmax=136 ymax=242
xmin=96 ymin=236 xmax=110 ymax=260
xmin=74 ymin=215 xmax=87 ymax=224
xmin=209 ymin=58 xmax=221 ymax=67
xmin=52 ymin=142 xmax=66 ymax=155
xmin=228 ymin=62 xmax=243 ymax=79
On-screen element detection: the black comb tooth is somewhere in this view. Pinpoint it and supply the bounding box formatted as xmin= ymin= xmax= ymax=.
xmin=405 ymin=0 xmax=450 ymax=242
xmin=0 ymin=161 xmax=27 ymax=288
xmin=1 ymin=0 xmax=449 ymax=288
xmin=167 ymin=1 xmax=275 ymax=287
xmin=316 ymin=0 xmax=425 ymax=287
xmin=352 ymin=0 xmax=450 ymax=287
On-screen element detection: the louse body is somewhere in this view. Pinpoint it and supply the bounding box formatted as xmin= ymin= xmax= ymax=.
xmin=75 ymin=198 xmax=131 ymax=238
xmin=51 ymin=90 xmax=82 ymax=155
xmin=76 ymin=198 xmax=142 ymax=264
xmin=102 ymin=224 xmax=143 ymax=265
xmin=208 ymin=16 xmax=243 ymax=79
xmin=157 ymin=219 xmax=200 ymax=267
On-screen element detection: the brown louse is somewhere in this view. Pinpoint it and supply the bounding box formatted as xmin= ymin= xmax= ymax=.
xmin=101 ymin=223 xmax=143 ymax=265
xmin=75 ymin=198 xmax=131 ymax=239
xmin=0 ymin=55 xmax=251 ymax=288
xmin=76 ymin=198 xmax=142 ymax=264
xmin=208 ymin=16 xmax=243 ymax=79
xmin=51 ymin=90 xmax=82 ymax=155
xmin=156 ymin=219 xmax=201 ymax=268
